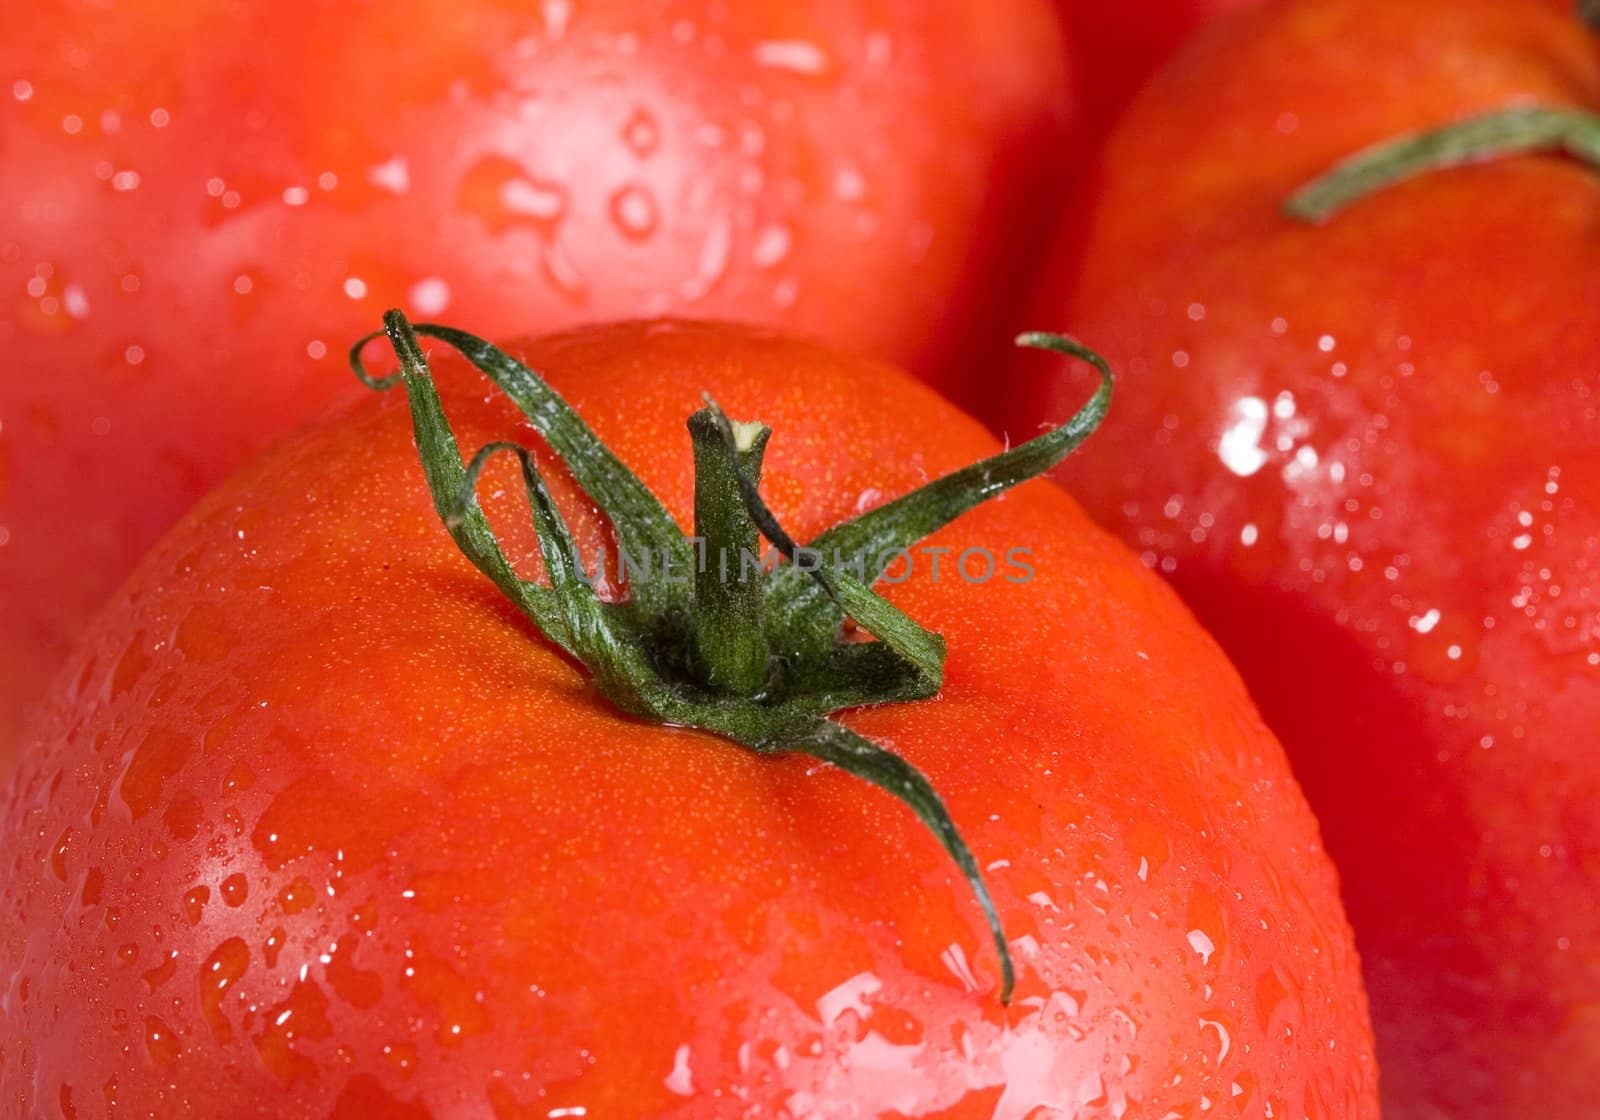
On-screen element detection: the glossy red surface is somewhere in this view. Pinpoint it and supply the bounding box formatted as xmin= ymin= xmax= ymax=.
xmin=1010 ymin=1 xmax=1600 ymax=1115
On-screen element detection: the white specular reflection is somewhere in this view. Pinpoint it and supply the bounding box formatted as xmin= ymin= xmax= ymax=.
xmin=1217 ymin=396 xmax=1269 ymax=477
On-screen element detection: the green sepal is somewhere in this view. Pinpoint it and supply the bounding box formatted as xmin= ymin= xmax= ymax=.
xmin=688 ymin=408 xmax=773 ymax=697
xmin=353 ymin=311 xmax=1115 ymax=1005
xmin=700 ymin=396 xmax=949 ymax=692
xmin=779 ymin=719 xmax=1015 ymax=1003
xmin=763 ymin=333 xmax=1113 ymax=660
xmin=1286 ymin=105 xmax=1600 ymax=223
xmin=354 ymin=314 xmax=692 ymax=618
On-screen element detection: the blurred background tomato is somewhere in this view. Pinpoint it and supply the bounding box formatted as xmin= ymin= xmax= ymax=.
xmin=1011 ymin=1 xmax=1600 ymax=1116
xmin=0 ymin=0 xmax=1076 ymax=762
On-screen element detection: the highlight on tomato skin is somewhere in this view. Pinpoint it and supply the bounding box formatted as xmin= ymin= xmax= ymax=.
xmin=0 ymin=0 xmax=1077 ymax=765
xmin=0 ymin=321 xmax=1377 ymax=1117
xmin=1008 ymin=1 xmax=1600 ymax=1117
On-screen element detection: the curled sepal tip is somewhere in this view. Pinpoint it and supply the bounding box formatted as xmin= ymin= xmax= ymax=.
xmin=1286 ymin=105 xmax=1600 ymax=223
xmin=762 ymin=331 xmax=1112 ymax=655
xmin=783 ymin=719 xmax=1016 ymax=1003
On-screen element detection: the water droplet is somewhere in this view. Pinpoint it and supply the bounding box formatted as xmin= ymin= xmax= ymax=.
xmin=1255 ymin=965 xmax=1289 ymax=1033
xmin=183 ymin=885 xmax=210 ymax=925
xmin=253 ymin=980 xmax=333 ymax=1080
xmin=833 ymin=162 xmax=866 ymax=201
xmin=368 ymin=156 xmax=410 ymax=195
xmin=145 ymin=1016 xmax=180 ymax=1066
xmin=119 ymin=729 xmax=191 ymax=819
xmin=326 ymin=938 xmax=382 ymax=1008
xmin=939 ymin=942 xmax=982 ymax=992
xmin=622 ymin=109 xmax=660 ymax=157
xmin=543 ymin=0 xmax=572 ymax=38
xmin=504 ymin=174 xmax=569 ymax=220
xmin=199 ymin=938 xmax=250 ymax=1041
xmin=608 ymin=185 xmax=659 ymax=240
xmin=1200 ymin=1015 xmax=1233 ymax=1064
xmin=680 ymin=215 xmax=731 ymax=300
xmin=541 ymin=243 xmax=588 ymax=303
xmin=753 ymin=40 xmax=831 ymax=76
xmin=460 ymin=156 xmax=570 ymax=234
xmin=751 ymin=225 xmax=791 ymax=268
xmin=80 ymin=868 xmax=104 ymax=908
xmin=50 ymin=828 xmax=74 ymax=881
xmin=253 ymin=777 xmax=385 ymax=872
xmin=142 ymin=950 xmax=177 ymax=991
xmin=401 ymin=952 xmax=493 ymax=1042
xmin=163 ymin=792 xmax=203 ymax=841
xmin=220 ymin=873 xmax=249 ymax=907
xmin=664 ymin=1042 xmax=695 ymax=1096
xmin=408 ymin=276 xmax=451 ymax=316
xmin=62 ymin=285 xmax=90 ymax=319
xmin=222 ymin=761 xmax=256 ymax=794
xmin=264 ymin=926 xmax=287 ymax=969
xmin=278 ymin=877 xmax=316 ymax=915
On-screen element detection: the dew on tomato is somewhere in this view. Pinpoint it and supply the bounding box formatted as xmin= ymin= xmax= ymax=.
xmin=1009 ymin=1 xmax=1600 ymax=1116
xmin=1 ymin=322 xmax=1375 ymax=1115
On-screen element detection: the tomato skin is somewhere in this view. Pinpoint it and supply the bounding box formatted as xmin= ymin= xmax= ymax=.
xmin=0 ymin=323 xmax=1375 ymax=1117
xmin=0 ymin=0 xmax=1074 ymax=762
xmin=1008 ymin=1 xmax=1600 ymax=1116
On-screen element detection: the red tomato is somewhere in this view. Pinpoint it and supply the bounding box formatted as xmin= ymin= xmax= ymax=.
xmin=1009 ymin=1 xmax=1600 ymax=1116
xmin=0 ymin=0 xmax=1074 ymax=762
xmin=0 ymin=322 xmax=1376 ymax=1116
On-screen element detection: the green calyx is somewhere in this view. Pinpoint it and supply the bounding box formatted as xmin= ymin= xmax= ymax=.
xmin=352 ymin=311 xmax=1113 ymax=1004
xmin=1286 ymin=105 xmax=1600 ymax=223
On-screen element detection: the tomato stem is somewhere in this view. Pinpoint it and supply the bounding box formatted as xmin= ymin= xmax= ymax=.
xmin=351 ymin=311 xmax=1114 ymax=1006
xmin=1285 ymin=105 xmax=1600 ymax=223
xmin=688 ymin=406 xmax=772 ymax=696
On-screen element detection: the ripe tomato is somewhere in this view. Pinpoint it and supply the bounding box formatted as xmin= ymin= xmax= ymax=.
xmin=1007 ymin=1 xmax=1600 ymax=1116
xmin=0 ymin=0 xmax=1074 ymax=763
xmin=0 ymin=321 xmax=1376 ymax=1116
